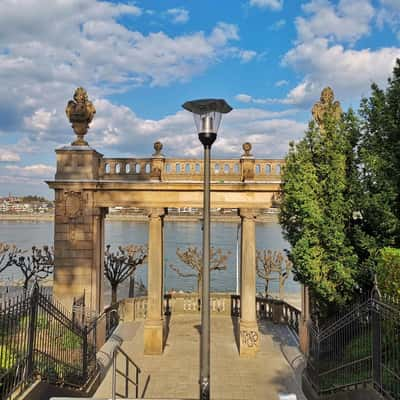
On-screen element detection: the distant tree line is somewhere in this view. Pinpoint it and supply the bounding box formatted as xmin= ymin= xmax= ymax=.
xmin=20 ymin=195 xmax=51 ymax=203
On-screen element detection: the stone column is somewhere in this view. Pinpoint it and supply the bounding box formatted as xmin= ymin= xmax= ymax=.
xmin=239 ymin=208 xmax=259 ymax=357
xmin=299 ymin=284 xmax=311 ymax=354
xmin=144 ymin=208 xmax=165 ymax=355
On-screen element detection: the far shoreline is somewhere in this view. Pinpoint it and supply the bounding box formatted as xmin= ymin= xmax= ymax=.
xmin=0 ymin=213 xmax=279 ymax=223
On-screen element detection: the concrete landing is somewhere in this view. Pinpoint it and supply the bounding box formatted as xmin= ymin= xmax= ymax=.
xmin=94 ymin=315 xmax=305 ymax=400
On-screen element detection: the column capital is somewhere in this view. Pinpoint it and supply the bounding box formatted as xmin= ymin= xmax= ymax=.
xmin=239 ymin=208 xmax=257 ymax=220
xmin=147 ymin=207 xmax=165 ymax=219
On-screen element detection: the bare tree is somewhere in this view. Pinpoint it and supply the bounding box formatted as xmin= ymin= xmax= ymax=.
xmin=256 ymin=249 xmax=292 ymax=299
xmin=104 ymin=245 xmax=147 ymax=304
xmin=9 ymin=246 xmax=54 ymax=291
xmin=169 ymin=246 xmax=230 ymax=293
xmin=0 ymin=243 xmax=18 ymax=274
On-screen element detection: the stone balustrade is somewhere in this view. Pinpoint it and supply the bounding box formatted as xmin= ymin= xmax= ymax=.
xmin=118 ymin=292 xmax=237 ymax=321
xmin=117 ymin=292 xmax=301 ymax=338
xmin=99 ymin=157 xmax=284 ymax=182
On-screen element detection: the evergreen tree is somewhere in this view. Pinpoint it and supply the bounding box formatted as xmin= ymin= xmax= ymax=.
xmin=348 ymin=59 xmax=400 ymax=294
xmin=358 ymin=60 xmax=400 ymax=252
xmin=280 ymin=88 xmax=359 ymax=316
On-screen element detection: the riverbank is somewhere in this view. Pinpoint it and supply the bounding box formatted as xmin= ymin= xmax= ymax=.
xmin=0 ymin=213 xmax=279 ymax=223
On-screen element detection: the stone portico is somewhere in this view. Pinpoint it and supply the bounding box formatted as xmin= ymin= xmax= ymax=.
xmin=47 ymin=88 xmax=290 ymax=356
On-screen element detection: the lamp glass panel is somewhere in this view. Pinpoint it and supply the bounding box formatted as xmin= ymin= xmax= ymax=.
xmin=193 ymin=111 xmax=222 ymax=134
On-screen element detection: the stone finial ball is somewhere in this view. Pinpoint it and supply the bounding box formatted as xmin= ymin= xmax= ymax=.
xmin=153 ymin=141 xmax=163 ymax=154
xmin=242 ymin=142 xmax=252 ymax=155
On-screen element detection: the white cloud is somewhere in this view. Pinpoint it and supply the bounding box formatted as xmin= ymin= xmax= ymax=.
xmin=0 ymin=149 xmax=20 ymax=162
xmin=275 ymin=80 xmax=289 ymax=87
xmin=235 ymin=94 xmax=252 ymax=103
xmin=235 ymin=94 xmax=281 ymax=105
xmin=380 ymin=0 xmax=400 ymax=10
xmin=5 ymin=164 xmax=55 ymax=178
xmin=44 ymin=97 xmax=304 ymax=159
xmin=269 ymin=19 xmax=286 ymax=31
xmin=377 ymin=0 xmax=400 ymax=36
xmin=209 ymin=22 xmax=239 ymax=46
xmin=0 ymin=0 xmax=252 ymax=161
xmin=296 ymin=0 xmax=375 ymax=43
xmin=0 ymin=1 xmax=243 ymax=112
xmin=249 ymin=0 xmax=284 ymax=11
xmin=282 ymin=38 xmax=400 ymax=106
xmin=238 ymin=50 xmax=257 ymax=63
xmin=25 ymin=109 xmax=57 ymax=132
xmin=166 ymin=8 xmax=189 ymax=24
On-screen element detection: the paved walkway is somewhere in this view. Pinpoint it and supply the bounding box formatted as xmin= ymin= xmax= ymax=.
xmin=95 ymin=315 xmax=305 ymax=400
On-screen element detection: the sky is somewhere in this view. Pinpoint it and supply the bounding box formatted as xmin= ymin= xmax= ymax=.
xmin=0 ymin=0 xmax=399 ymax=198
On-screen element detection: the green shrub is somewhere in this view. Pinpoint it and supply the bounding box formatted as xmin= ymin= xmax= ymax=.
xmin=19 ymin=314 xmax=49 ymax=330
xmin=376 ymin=247 xmax=400 ymax=298
xmin=0 ymin=345 xmax=16 ymax=370
xmin=61 ymin=331 xmax=82 ymax=350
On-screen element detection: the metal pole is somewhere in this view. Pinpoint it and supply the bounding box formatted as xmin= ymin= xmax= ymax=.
xmin=236 ymin=223 xmax=240 ymax=295
xmin=200 ymin=143 xmax=211 ymax=400
xmin=112 ymin=349 xmax=117 ymax=400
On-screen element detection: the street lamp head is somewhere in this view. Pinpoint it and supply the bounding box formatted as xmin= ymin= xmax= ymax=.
xmin=182 ymin=99 xmax=233 ymax=147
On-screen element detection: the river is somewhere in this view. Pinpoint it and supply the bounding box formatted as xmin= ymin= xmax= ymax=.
xmin=0 ymin=219 xmax=300 ymax=302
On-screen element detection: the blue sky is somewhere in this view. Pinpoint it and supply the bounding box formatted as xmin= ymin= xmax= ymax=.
xmin=0 ymin=0 xmax=399 ymax=197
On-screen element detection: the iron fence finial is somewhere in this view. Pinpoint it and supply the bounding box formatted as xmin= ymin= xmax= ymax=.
xmin=371 ymin=273 xmax=381 ymax=300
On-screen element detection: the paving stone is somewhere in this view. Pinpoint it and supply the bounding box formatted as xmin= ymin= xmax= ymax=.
xmin=94 ymin=315 xmax=305 ymax=400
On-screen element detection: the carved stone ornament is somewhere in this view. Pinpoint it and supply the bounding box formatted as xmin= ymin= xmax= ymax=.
xmin=64 ymin=191 xmax=83 ymax=219
xmin=66 ymin=87 xmax=96 ymax=146
xmin=311 ymin=87 xmax=342 ymax=130
xmin=242 ymin=142 xmax=252 ymax=157
xmin=150 ymin=166 xmax=162 ymax=180
xmin=153 ymin=141 xmax=163 ymax=156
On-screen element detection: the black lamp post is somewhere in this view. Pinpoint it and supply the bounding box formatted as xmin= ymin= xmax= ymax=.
xmin=182 ymin=99 xmax=232 ymax=400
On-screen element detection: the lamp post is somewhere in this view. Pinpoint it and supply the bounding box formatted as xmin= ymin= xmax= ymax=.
xmin=182 ymin=99 xmax=232 ymax=400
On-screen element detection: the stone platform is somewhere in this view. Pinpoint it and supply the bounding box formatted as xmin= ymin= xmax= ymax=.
xmin=94 ymin=315 xmax=305 ymax=400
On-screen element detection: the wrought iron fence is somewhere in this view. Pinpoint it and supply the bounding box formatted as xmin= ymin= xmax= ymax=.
xmin=0 ymin=284 xmax=100 ymax=399
xmin=104 ymin=303 xmax=120 ymax=340
xmin=305 ymin=292 xmax=400 ymax=400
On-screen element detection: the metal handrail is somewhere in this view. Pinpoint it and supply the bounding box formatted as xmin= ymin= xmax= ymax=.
xmin=111 ymin=345 xmax=141 ymax=399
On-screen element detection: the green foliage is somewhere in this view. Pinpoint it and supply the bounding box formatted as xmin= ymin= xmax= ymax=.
xmin=0 ymin=345 xmax=16 ymax=370
xmin=19 ymin=314 xmax=49 ymax=330
xmin=376 ymin=247 xmax=400 ymax=298
xmin=60 ymin=330 xmax=82 ymax=350
xmin=280 ymin=99 xmax=359 ymax=315
xmin=357 ymin=59 xmax=400 ymax=259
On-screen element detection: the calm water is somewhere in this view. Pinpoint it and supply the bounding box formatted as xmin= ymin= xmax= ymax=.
xmin=0 ymin=220 xmax=299 ymax=299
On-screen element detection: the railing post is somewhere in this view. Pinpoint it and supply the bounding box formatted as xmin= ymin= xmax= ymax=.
xmin=26 ymin=284 xmax=39 ymax=379
xmin=112 ymin=349 xmax=117 ymax=400
xmin=372 ymin=296 xmax=382 ymax=390
xmin=136 ymin=366 xmax=140 ymax=398
xmin=125 ymin=355 xmax=129 ymax=398
xmin=82 ymin=325 xmax=88 ymax=381
xmin=315 ymin=333 xmax=320 ymax=393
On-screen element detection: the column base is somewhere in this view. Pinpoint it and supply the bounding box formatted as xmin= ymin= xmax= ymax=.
xmin=144 ymin=319 xmax=164 ymax=355
xmin=239 ymin=320 xmax=259 ymax=357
